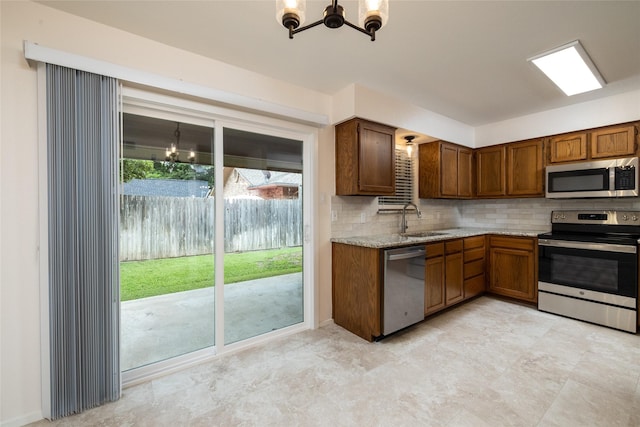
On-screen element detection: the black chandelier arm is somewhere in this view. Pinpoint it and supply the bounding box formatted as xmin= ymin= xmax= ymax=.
xmin=291 ymin=18 xmax=376 ymax=41
xmin=343 ymin=19 xmax=377 ymax=41
xmin=289 ymin=18 xmax=325 ymax=39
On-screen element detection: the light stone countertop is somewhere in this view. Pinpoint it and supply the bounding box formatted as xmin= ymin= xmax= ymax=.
xmin=330 ymin=228 xmax=549 ymax=249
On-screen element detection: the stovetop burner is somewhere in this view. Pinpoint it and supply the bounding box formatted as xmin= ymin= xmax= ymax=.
xmin=540 ymin=210 xmax=640 ymax=246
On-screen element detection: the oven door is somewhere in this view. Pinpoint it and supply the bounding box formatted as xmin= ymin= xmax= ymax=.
xmin=538 ymin=239 xmax=637 ymax=298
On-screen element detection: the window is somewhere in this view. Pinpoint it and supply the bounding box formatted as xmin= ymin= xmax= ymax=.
xmin=378 ymin=148 xmax=414 ymax=209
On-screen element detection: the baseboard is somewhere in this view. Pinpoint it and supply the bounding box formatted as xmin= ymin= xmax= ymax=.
xmin=1 ymin=411 xmax=44 ymax=427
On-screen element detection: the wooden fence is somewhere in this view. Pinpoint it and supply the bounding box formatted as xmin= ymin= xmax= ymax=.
xmin=120 ymin=195 xmax=302 ymax=261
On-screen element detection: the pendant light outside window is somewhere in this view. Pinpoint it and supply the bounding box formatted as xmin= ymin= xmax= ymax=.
xmin=165 ymin=122 xmax=196 ymax=164
xmin=276 ymin=0 xmax=389 ymax=41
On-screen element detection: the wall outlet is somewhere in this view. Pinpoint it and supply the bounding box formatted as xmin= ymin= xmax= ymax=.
xmin=331 ymin=210 xmax=338 ymax=222
xmin=360 ymin=213 xmax=366 ymax=223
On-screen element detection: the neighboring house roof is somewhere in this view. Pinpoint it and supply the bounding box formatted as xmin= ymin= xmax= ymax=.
xmin=123 ymin=178 xmax=209 ymax=198
xmin=236 ymin=168 xmax=302 ymax=189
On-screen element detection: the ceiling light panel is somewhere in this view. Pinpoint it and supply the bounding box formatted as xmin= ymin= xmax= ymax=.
xmin=528 ymin=40 xmax=606 ymax=96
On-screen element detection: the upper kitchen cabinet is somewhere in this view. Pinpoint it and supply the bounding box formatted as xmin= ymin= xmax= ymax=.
xmin=548 ymin=131 xmax=588 ymax=163
xmin=590 ymin=124 xmax=638 ymax=159
xmin=419 ymin=141 xmax=473 ymax=199
xmin=335 ymin=118 xmax=396 ymax=196
xmin=547 ymin=122 xmax=639 ymax=164
xmin=506 ymin=138 xmax=544 ymax=197
xmin=477 ymin=139 xmax=543 ymax=198
xmin=476 ymin=145 xmax=506 ymax=197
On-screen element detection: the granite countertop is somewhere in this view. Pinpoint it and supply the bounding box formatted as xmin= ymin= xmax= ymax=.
xmin=330 ymin=228 xmax=548 ymax=249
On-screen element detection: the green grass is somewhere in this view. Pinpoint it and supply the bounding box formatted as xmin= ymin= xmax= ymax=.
xmin=120 ymin=247 xmax=302 ymax=301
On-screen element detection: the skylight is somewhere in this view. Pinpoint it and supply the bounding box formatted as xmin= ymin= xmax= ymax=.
xmin=528 ymin=40 xmax=606 ymax=96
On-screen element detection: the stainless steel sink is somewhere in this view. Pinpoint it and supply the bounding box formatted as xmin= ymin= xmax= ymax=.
xmin=401 ymin=231 xmax=448 ymax=238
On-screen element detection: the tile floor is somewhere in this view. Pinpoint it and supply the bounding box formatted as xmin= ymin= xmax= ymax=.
xmin=31 ymin=296 xmax=640 ymax=426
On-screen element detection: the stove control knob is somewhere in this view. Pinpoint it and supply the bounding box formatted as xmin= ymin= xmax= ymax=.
xmin=633 ymin=215 xmax=639 ymax=221
xmin=623 ymin=214 xmax=629 ymax=221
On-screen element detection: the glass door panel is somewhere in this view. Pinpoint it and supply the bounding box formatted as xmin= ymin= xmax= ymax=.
xmin=120 ymin=113 xmax=215 ymax=371
xmin=222 ymin=127 xmax=304 ymax=344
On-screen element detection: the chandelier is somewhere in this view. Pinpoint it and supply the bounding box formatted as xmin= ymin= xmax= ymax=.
xmin=165 ymin=122 xmax=195 ymax=164
xmin=276 ymin=0 xmax=389 ymax=41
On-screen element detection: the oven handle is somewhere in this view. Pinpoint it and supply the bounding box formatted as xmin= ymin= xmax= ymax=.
xmin=539 ymin=238 xmax=637 ymax=254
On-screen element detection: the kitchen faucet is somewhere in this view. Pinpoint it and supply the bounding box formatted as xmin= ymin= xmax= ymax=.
xmin=401 ymin=202 xmax=422 ymax=234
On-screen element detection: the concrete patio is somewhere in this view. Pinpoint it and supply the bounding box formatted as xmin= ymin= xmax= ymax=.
xmin=120 ymin=272 xmax=303 ymax=371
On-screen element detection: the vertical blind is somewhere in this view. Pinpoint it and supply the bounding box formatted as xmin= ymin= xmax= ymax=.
xmin=46 ymin=64 xmax=120 ymax=419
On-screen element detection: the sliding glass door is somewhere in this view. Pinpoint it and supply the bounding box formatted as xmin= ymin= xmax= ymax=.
xmin=222 ymin=127 xmax=304 ymax=344
xmin=120 ymin=113 xmax=216 ymax=371
xmin=119 ymin=104 xmax=309 ymax=375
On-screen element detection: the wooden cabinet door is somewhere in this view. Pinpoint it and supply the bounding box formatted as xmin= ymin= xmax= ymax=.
xmin=549 ymin=132 xmax=588 ymax=163
xmin=457 ymin=148 xmax=474 ymax=197
xmin=590 ymin=125 xmax=637 ymax=159
xmin=488 ymin=236 xmax=537 ymax=303
xmin=335 ymin=118 xmax=396 ymax=196
xmin=332 ymin=243 xmax=382 ymax=341
xmin=507 ymin=139 xmax=543 ymax=196
xmin=445 ymin=251 xmax=464 ymax=305
xmin=424 ymin=255 xmax=445 ymax=315
xmin=440 ymin=144 xmax=459 ymax=197
xmin=358 ymin=122 xmax=395 ymax=194
xmin=476 ymin=146 xmax=506 ymax=197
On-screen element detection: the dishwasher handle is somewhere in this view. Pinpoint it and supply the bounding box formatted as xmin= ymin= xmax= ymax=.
xmin=386 ymin=248 xmax=426 ymax=261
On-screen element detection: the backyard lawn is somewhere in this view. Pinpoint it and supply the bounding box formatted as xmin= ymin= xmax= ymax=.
xmin=120 ymin=247 xmax=302 ymax=301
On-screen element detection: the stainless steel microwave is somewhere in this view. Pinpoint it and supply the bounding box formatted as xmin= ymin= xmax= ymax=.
xmin=546 ymin=157 xmax=639 ymax=198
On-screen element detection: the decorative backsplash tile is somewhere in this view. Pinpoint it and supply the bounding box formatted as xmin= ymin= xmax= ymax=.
xmin=331 ymin=196 xmax=640 ymax=238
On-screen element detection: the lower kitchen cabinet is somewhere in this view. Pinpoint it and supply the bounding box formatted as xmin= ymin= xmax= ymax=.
xmin=463 ymin=235 xmax=486 ymax=298
xmin=488 ymin=235 xmax=537 ymax=303
xmin=425 ymin=239 xmax=465 ymax=315
xmin=445 ymin=240 xmax=464 ymax=305
xmin=332 ymin=233 xmax=538 ymax=342
xmin=424 ymin=242 xmax=445 ymax=315
xmin=332 ymin=243 xmax=381 ymax=341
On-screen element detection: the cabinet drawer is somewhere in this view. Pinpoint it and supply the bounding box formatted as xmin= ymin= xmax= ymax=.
xmin=464 ymin=275 xmax=485 ymax=299
xmin=489 ymin=236 xmax=535 ymax=251
xmin=464 ymin=259 xmax=485 ymax=279
xmin=426 ymin=242 xmax=444 ymax=258
xmin=445 ymin=239 xmax=463 ymax=254
xmin=464 ymin=236 xmax=485 ymax=250
xmin=464 ymin=247 xmax=485 ymax=262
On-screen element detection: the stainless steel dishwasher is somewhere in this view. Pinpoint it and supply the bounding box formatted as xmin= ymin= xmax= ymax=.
xmin=383 ymin=245 xmax=426 ymax=336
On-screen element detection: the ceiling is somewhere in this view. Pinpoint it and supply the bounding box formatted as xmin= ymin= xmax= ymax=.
xmin=38 ymin=1 xmax=640 ymax=127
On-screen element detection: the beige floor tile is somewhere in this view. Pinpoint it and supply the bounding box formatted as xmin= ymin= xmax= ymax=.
xmin=538 ymin=379 xmax=633 ymax=427
xmin=29 ymin=297 xmax=640 ymax=427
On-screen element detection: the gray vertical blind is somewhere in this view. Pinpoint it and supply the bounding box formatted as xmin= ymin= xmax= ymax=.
xmin=46 ymin=64 xmax=120 ymax=419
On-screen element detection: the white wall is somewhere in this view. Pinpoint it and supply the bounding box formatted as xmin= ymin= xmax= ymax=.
xmin=332 ymin=84 xmax=476 ymax=147
xmin=475 ymin=89 xmax=640 ymax=147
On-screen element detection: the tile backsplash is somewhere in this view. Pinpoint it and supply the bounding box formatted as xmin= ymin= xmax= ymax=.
xmin=331 ymin=196 xmax=640 ymax=238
